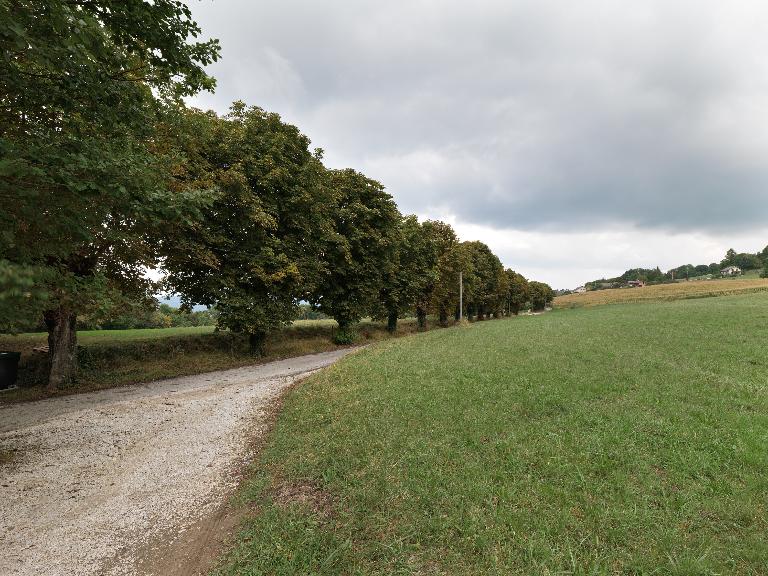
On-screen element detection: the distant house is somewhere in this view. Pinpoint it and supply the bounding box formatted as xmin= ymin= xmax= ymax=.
xmin=721 ymin=266 xmax=742 ymax=276
xmin=573 ymin=286 xmax=587 ymax=294
xmin=626 ymin=280 xmax=645 ymax=288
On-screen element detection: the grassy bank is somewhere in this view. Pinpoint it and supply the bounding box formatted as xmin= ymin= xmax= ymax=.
xmin=555 ymin=276 xmax=768 ymax=308
xmin=0 ymin=318 xmax=428 ymax=404
xmin=218 ymin=293 xmax=768 ymax=574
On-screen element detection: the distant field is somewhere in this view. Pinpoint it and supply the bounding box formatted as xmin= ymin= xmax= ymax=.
xmin=555 ymin=276 xmax=768 ymax=308
xmin=0 ymin=317 xmax=425 ymax=403
xmin=1 ymin=319 xmax=348 ymax=353
xmin=218 ymin=293 xmax=768 ymax=574
xmin=6 ymin=325 xmax=217 ymax=347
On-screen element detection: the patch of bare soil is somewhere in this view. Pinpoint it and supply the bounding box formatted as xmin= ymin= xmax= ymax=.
xmin=127 ymin=498 xmax=247 ymax=576
xmin=273 ymin=480 xmax=336 ymax=521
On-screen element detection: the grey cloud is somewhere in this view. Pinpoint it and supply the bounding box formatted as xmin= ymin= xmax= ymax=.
xmin=187 ymin=0 xmax=768 ymax=233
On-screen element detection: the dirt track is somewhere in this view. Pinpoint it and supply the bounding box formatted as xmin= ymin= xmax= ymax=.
xmin=0 ymin=348 xmax=357 ymax=576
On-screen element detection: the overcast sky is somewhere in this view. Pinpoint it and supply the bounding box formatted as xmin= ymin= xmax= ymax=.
xmin=185 ymin=0 xmax=768 ymax=287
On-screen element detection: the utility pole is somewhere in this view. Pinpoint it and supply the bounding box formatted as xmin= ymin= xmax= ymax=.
xmin=459 ymin=271 xmax=463 ymax=321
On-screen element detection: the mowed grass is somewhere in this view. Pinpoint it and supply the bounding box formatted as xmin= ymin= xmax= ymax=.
xmin=218 ymin=293 xmax=768 ymax=575
xmin=555 ymin=276 xmax=768 ymax=309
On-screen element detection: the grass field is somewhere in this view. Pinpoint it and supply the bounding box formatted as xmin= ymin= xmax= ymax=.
xmin=217 ymin=292 xmax=768 ymax=575
xmin=555 ymin=276 xmax=768 ymax=308
xmin=3 ymin=320 xmax=346 ymax=348
xmin=5 ymin=325 xmax=218 ymax=348
xmin=0 ymin=318 xmax=431 ymax=403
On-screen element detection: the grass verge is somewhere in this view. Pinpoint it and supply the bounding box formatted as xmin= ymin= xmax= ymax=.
xmin=0 ymin=318 xmax=443 ymax=404
xmin=216 ymin=293 xmax=768 ymax=575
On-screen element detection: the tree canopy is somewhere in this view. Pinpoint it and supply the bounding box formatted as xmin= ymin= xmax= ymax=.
xmin=161 ymin=103 xmax=328 ymax=353
xmin=377 ymin=217 xmax=458 ymax=331
xmin=310 ymin=169 xmax=401 ymax=342
xmin=2 ymin=2 xmax=553 ymax=388
xmin=1 ymin=0 xmax=220 ymax=386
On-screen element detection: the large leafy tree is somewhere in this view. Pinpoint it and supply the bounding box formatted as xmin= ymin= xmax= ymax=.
xmin=413 ymin=220 xmax=458 ymax=328
xmin=489 ymin=267 xmax=511 ymax=318
xmin=311 ymin=169 xmax=400 ymax=341
xmin=529 ymin=281 xmax=555 ymax=311
xmin=0 ymin=1 xmax=219 ymax=387
xmin=376 ymin=216 xmax=415 ymax=332
xmin=760 ymin=245 xmax=768 ymax=265
xmin=462 ymin=241 xmax=504 ymax=320
xmin=377 ymin=217 xmax=457 ymax=331
xmin=504 ymin=269 xmax=530 ymax=315
xmin=162 ymin=103 xmax=330 ymax=353
xmin=431 ymin=242 xmax=474 ymax=325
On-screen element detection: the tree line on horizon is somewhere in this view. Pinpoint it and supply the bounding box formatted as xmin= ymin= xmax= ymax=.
xmin=584 ymin=246 xmax=768 ymax=290
xmin=0 ymin=1 xmax=552 ymax=389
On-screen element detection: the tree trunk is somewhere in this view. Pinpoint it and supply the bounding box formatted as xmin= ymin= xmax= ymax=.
xmin=44 ymin=307 xmax=77 ymax=391
xmin=387 ymin=311 xmax=398 ymax=333
xmin=439 ymin=306 xmax=448 ymax=327
xmin=416 ymin=305 xmax=427 ymax=331
xmin=248 ymin=331 xmax=267 ymax=356
xmin=334 ymin=316 xmax=356 ymax=344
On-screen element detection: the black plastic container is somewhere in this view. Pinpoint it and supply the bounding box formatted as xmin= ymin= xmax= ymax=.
xmin=0 ymin=351 xmax=21 ymax=389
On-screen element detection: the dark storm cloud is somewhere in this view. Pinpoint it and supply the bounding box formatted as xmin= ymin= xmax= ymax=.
xmin=186 ymin=0 xmax=768 ymax=233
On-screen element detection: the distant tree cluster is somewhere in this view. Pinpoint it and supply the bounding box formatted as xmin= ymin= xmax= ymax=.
xmin=719 ymin=248 xmax=767 ymax=273
xmin=93 ymin=304 xmax=217 ymax=331
xmin=585 ymin=245 xmax=768 ymax=290
xmin=15 ymin=303 xmax=217 ymax=333
xmin=163 ymin=106 xmax=551 ymax=345
xmin=0 ymin=2 xmax=552 ymax=389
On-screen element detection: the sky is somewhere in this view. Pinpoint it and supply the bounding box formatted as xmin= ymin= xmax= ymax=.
xmin=184 ymin=0 xmax=768 ymax=288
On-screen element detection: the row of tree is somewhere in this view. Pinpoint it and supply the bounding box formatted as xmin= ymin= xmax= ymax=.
xmin=0 ymin=1 xmax=552 ymax=390
xmin=161 ymin=104 xmax=553 ymax=346
xmin=586 ymin=245 xmax=768 ymax=288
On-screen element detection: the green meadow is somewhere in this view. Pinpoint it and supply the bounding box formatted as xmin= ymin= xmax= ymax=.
xmin=3 ymin=320 xmax=340 ymax=348
xmin=218 ymin=293 xmax=768 ymax=575
xmin=0 ymin=319 xmax=422 ymax=402
xmin=5 ymin=325 xmax=218 ymax=345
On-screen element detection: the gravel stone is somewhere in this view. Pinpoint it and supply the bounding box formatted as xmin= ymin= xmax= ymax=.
xmin=0 ymin=348 xmax=356 ymax=576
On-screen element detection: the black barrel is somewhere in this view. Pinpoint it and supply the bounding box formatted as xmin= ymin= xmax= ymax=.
xmin=0 ymin=351 xmax=21 ymax=389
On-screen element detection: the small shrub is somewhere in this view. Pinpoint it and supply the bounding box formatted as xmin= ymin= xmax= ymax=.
xmin=333 ymin=329 xmax=356 ymax=345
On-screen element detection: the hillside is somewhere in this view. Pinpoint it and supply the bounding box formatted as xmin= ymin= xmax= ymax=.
xmin=555 ymin=276 xmax=768 ymax=308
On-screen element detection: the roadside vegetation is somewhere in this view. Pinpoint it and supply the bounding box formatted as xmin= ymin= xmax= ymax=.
xmin=0 ymin=1 xmax=553 ymax=392
xmin=216 ymin=292 xmax=768 ymax=575
xmin=0 ymin=317 xmax=443 ymax=404
xmin=555 ymin=276 xmax=768 ymax=308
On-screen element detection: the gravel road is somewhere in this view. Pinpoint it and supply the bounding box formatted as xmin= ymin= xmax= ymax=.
xmin=0 ymin=348 xmax=357 ymax=576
